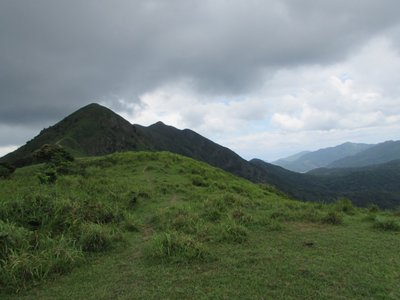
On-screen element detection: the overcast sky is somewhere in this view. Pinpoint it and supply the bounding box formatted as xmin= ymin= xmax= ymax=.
xmin=1 ymin=0 xmax=400 ymax=161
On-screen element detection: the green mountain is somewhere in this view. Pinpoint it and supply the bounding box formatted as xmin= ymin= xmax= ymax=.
xmin=1 ymin=151 xmax=400 ymax=298
xmin=135 ymin=122 xmax=266 ymax=183
xmin=1 ymin=103 xmax=399 ymax=208
xmin=327 ymin=140 xmax=400 ymax=168
xmin=0 ymin=103 xmax=152 ymax=166
xmin=273 ymin=142 xmax=373 ymax=172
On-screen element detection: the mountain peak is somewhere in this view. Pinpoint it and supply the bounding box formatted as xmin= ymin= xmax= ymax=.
xmin=0 ymin=103 xmax=150 ymax=166
xmin=151 ymin=121 xmax=166 ymax=127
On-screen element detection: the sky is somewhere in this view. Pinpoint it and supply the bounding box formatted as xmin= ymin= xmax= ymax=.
xmin=1 ymin=0 xmax=400 ymax=161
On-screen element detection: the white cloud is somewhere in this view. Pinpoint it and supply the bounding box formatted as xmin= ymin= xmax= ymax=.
xmin=0 ymin=145 xmax=18 ymax=158
xmin=116 ymin=35 xmax=400 ymax=161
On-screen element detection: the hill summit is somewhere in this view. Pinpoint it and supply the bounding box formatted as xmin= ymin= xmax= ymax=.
xmin=0 ymin=103 xmax=152 ymax=166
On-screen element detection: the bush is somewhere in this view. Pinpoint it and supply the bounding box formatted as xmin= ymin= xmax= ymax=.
xmin=0 ymin=163 xmax=16 ymax=179
xmin=37 ymin=166 xmax=57 ymax=185
xmin=56 ymin=161 xmax=86 ymax=176
xmin=367 ymin=204 xmax=380 ymax=213
xmin=334 ymin=198 xmax=355 ymax=215
xmin=33 ymin=144 xmax=74 ymax=166
xmin=191 ymin=175 xmax=208 ymax=187
xmin=321 ymin=211 xmax=343 ymax=225
xmin=373 ymin=217 xmax=400 ymax=232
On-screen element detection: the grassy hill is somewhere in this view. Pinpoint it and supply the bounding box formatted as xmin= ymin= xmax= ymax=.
xmin=2 ymin=103 xmax=400 ymax=208
xmin=1 ymin=151 xmax=400 ymax=299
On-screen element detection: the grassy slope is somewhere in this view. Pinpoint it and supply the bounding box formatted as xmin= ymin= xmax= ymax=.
xmin=1 ymin=152 xmax=400 ymax=299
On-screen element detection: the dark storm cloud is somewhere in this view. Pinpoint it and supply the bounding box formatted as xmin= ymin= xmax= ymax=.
xmin=0 ymin=0 xmax=399 ymax=130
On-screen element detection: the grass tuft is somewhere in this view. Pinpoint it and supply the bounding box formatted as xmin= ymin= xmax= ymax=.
xmin=146 ymin=231 xmax=210 ymax=263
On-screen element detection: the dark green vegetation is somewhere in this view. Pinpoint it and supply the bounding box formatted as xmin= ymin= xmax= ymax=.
xmin=1 ymin=151 xmax=399 ymax=299
xmin=0 ymin=163 xmax=15 ymax=179
xmin=1 ymin=103 xmax=400 ymax=208
xmin=273 ymin=142 xmax=373 ymax=173
xmin=253 ymin=159 xmax=400 ymax=209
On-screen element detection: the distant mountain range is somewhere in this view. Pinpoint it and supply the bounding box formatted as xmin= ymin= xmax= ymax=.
xmin=1 ymin=103 xmax=399 ymax=208
xmin=273 ymin=143 xmax=374 ymax=172
xmin=326 ymin=140 xmax=400 ymax=169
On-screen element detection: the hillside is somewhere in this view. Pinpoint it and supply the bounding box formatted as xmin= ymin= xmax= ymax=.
xmin=272 ymin=151 xmax=310 ymax=165
xmin=327 ymin=140 xmax=400 ymax=168
xmin=273 ymin=142 xmax=373 ymax=173
xmin=255 ymin=158 xmax=400 ymax=209
xmin=307 ymin=160 xmax=400 ymax=208
xmin=1 ymin=152 xmax=400 ymax=299
xmin=1 ymin=103 xmax=400 ymax=208
xmin=135 ymin=122 xmax=267 ymax=183
xmin=0 ymin=103 xmax=152 ymax=167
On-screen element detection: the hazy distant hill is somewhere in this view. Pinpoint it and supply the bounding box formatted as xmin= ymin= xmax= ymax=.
xmin=327 ymin=140 xmax=400 ymax=168
xmin=273 ymin=151 xmax=310 ymax=164
xmin=273 ymin=142 xmax=373 ymax=172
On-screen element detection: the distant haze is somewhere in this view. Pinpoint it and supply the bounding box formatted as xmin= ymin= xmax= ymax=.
xmin=1 ymin=1 xmax=400 ymax=160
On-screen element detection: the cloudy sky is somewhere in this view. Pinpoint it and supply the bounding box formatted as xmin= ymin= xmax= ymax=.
xmin=1 ymin=0 xmax=400 ymax=161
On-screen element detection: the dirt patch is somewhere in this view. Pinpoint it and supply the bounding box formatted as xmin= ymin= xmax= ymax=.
xmin=290 ymin=222 xmax=330 ymax=232
xmin=142 ymin=224 xmax=154 ymax=241
xmin=170 ymin=193 xmax=178 ymax=205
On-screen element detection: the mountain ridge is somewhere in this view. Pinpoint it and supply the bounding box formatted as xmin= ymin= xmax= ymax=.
xmin=327 ymin=140 xmax=400 ymax=168
xmin=272 ymin=142 xmax=374 ymax=172
xmin=1 ymin=103 xmax=400 ymax=208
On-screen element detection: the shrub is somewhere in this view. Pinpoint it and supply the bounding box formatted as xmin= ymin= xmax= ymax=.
xmin=33 ymin=144 xmax=74 ymax=166
xmin=334 ymin=198 xmax=355 ymax=215
xmin=56 ymin=161 xmax=86 ymax=176
xmin=123 ymin=217 xmax=140 ymax=232
xmin=191 ymin=175 xmax=208 ymax=187
xmin=373 ymin=217 xmax=400 ymax=232
xmin=0 ymin=163 xmax=16 ymax=179
xmin=37 ymin=166 xmax=57 ymax=185
xmin=367 ymin=204 xmax=380 ymax=213
xmin=321 ymin=211 xmax=343 ymax=225
xmin=146 ymin=231 xmax=209 ymax=263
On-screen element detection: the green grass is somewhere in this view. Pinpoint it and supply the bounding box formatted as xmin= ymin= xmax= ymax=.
xmin=1 ymin=151 xmax=400 ymax=299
